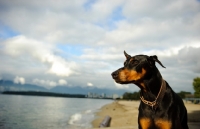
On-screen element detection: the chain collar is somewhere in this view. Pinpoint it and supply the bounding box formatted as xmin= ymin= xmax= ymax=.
xmin=140 ymin=79 xmax=166 ymax=110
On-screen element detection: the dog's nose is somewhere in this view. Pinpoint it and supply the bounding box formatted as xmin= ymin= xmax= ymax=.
xmin=111 ymin=71 xmax=119 ymax=79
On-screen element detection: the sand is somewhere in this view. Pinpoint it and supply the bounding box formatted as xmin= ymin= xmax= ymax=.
xmin=92 ymin=100 xmax=200 ymax=129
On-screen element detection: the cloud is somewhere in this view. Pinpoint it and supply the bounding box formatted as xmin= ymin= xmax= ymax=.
xmin=33 ymin=78 xmax=68 ymax=88
xmin=3 ymin=35 xmax=79 ymax=77
xmin=58 ymin=79 xmax=67 ymax=86
xmin=14 ymin=76 xmax=25 ymax=85
xmin=0 ymin=0 xmax=200 ymax=93
xmin=33 ymin=79 xmax=57 ymax=87
xmin=176 ymin=46 xmax=200 ymax=73
xmin=0 ymin=0 xmax=107 ymax=45
xmin=87 ymin=82 xmax=93 ymax=87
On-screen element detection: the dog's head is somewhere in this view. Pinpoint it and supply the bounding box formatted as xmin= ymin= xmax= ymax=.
xmin=111 ymin=51 xmax=165 ymax=86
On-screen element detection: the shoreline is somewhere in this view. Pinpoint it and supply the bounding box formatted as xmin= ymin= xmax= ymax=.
xmin=92 ymin=100 xmax=140 ymax=128
xmin=92 ymin=100 xmax=200 ymax=128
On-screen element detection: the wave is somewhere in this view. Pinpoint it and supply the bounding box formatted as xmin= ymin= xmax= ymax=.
xmin=68 ymin=109 xmax=94 ymax=128
xmin=67 ymin=99 xmax=113 ymax=128
xmin=84 ymin=109 xmax=92 ymax=114
xmin=68 ymin=113 xmax=82 ymax=125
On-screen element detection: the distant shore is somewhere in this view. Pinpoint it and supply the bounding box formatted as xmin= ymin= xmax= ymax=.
xmin=92 ymin=100 xmax=200 ymax=129
xmin=2 ymin=91 xmax=86 ymax=98
xmin=1 ymin=91 xmax=114 ymax=100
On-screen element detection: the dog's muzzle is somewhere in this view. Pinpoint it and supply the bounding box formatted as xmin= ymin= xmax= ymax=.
xmin=111 ymin=70 xmax=119 ymax=79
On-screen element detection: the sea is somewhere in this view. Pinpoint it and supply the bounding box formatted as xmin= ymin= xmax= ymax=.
xmin=0 ymin=94 xmax=113 ymax=129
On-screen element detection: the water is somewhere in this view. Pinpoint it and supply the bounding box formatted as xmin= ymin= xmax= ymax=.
xmin=0 ymin=94 xmax=113 ymax=129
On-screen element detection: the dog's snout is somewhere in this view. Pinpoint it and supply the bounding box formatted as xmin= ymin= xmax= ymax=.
xmin=111 ymin=71 xmax=119 ymax=79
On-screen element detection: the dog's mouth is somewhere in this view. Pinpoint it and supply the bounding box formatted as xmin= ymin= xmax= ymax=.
xmin=114 ymin=79 xmax=136 ymax=84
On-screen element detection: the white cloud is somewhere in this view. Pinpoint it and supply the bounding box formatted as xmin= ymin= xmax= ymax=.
xmin=33 ymin=78 xmax=68 ymax=87
xmin=3 ymin=35 xmax=78 ymax=77
xmin=87 ymin=82 xmax=93 ymax=87
xmin=58 ymin=79 xmax=67 ymax=86
xmin=14 ymin=76 xmax=25 ymax=85
xmin=33 ymin=79 xmax=57 ymax=87
xmin=47 ymin=60 xmax=78 ymax=76
xmin=143 ymin=43 xmax=200 ymax=57
xmin=0 ymin=0 xmax=200 ymax=93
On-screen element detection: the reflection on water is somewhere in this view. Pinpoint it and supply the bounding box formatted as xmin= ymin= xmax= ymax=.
xmin=0 ymin=94 xmax=113 ymax=129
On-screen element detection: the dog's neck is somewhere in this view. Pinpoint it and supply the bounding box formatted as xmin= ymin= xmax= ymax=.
xmin=139 ymin=67 xmax=163 ymax=101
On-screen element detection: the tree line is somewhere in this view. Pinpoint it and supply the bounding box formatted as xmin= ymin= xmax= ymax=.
xmin=193 ymin=77 xmax=200 ymax=98
xmin=122 ymin=91 xmax=192 ymax=100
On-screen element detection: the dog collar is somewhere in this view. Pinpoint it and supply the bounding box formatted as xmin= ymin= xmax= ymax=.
xmin=140 ymin=79 xmax=166 ymax=110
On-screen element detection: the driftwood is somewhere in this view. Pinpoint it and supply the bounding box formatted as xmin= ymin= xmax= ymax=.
xmin=99 ymin=116 xmax=111 ymax=128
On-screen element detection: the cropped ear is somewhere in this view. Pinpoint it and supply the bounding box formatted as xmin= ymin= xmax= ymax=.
xmin=124 ymin=50 xmax=131 ymax=59
xmin=148 ymin=55 xmax=166 ymax=68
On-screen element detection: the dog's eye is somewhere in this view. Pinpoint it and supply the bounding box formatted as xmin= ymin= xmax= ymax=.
xmin=131 ymin=60 xmax=139 ymax=65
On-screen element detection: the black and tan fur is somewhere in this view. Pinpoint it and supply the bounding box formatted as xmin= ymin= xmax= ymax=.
xmin=111 ymin=51 xmax=188 ymax=129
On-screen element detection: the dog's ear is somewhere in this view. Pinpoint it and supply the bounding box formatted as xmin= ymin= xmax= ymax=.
xmin=124 ymin=50 xmax=131 ymax=59
xmin=148 ymin=55 xmax=166 ymax=68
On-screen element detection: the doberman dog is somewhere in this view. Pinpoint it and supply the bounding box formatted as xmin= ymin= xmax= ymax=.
xmin=111 ymin=51 xmax=188 ymax=129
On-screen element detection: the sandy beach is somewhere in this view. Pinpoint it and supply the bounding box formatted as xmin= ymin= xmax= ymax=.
xmin=92 ymin=100 xmax=200 ymax=129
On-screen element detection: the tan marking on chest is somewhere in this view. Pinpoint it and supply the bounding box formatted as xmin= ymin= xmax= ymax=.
xmin=139 ymin=118 xmax=151 ymax=129
xmin=155 ymin=119 xmax=172 ymax=129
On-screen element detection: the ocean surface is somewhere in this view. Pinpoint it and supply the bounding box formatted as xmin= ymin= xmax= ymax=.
xmin=0 ymin=94 xmax=113 ymax=129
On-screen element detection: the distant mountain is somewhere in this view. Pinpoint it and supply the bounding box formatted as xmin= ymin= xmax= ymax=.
xmin=0 ymin=80 xmax=47 ymax=92
xmin=50 ymin=86 xmax=129 ymax=96
xmin=0 ymin=80 xmax=130 ymax=96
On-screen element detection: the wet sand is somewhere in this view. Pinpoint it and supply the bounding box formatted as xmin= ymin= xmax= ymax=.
xmin=92 ymin=100 xmax=200 ymax=129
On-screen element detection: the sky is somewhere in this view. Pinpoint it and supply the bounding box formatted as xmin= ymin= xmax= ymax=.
xmin=0 ymin=0 xmax=200 ymax=93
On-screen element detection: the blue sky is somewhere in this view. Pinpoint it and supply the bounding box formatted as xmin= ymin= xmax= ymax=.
xmin=0 ymin=24 xmax=19 ymax=38
xmin=0 ymin=0 xmax=200 ymax=93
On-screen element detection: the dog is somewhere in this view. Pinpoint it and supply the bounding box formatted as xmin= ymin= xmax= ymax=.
xmin=111 ymin=51 xmax=188 ymax=129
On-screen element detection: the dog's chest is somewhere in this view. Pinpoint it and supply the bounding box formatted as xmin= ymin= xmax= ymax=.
xmin=139 ymin=117 xmax=172 ymax=129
